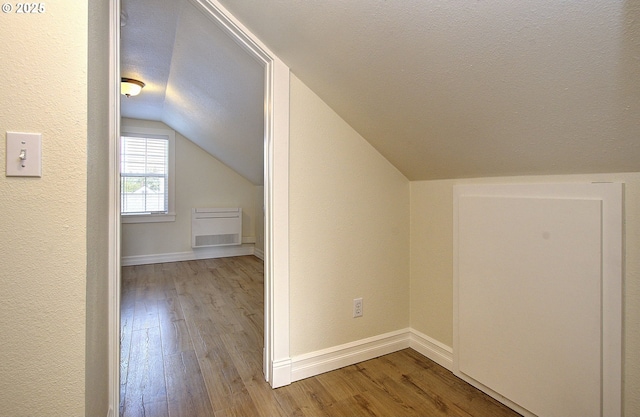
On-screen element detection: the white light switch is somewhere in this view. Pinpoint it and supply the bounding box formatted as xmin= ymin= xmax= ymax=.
xmin=6 ymin=132 xmax=42 ymax=177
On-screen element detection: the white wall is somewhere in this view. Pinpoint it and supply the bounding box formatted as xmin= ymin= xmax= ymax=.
xmin=0 ymin=1 xmax=89 ymax=415
xmin=254 ymin=185 xmax=264 ymax=257
xmin=289 ymin=74 xmax=411 ymax=356
xmin=410 ymin=173 xmax=640 ymax=416
xmin=121 ymin=118 xmax=259 ymax=260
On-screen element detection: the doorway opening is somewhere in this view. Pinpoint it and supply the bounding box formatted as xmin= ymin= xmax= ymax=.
xmin=107 ymin=0 xmax=291 ymax=414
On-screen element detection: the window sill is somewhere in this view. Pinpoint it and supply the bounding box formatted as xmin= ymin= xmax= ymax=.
xmin=121 ymin=213 xmax=176 ymax=224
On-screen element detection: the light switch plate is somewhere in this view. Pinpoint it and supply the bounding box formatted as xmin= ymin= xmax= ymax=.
xmin=6 ymin=132 xmax=42 ymax=177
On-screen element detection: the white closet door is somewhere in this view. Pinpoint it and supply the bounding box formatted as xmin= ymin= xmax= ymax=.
xmin=453 ymin=183 xmax=622 ymax=417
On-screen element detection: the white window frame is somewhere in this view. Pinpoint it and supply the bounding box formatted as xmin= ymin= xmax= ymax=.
xmin=120 ymin=124 xmax=176 ymax=223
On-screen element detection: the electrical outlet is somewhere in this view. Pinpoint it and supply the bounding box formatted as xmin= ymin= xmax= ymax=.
xmin=353 ymin=298 xmax=363 ymax=318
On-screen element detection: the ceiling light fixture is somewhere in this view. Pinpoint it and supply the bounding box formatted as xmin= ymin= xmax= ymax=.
xmin=121 ymin=78 xmax=145 ymax=97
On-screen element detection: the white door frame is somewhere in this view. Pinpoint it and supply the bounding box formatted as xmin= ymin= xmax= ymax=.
xmin=107 ymin=0 xmax=291 ymax=413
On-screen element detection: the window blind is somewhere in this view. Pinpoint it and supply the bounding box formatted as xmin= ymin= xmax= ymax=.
xmin=120 ymin=135 xmax=169 ymax=214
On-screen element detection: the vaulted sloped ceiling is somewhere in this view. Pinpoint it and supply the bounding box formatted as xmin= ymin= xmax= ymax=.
xmin=121 ymin=0 xmax=264 ymax=185
xmin=217 ymin=0 xmax=640 ymax=180
xmin=123 ymin=0 xmax=640 ymax=183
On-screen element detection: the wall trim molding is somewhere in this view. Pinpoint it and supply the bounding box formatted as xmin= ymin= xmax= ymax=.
xmin=409 ymin=329 xmax=453 ymax=370
xmin=289 ymin=328 xmax=453 ymax=383
xmin=271 ymin=358 xmax=293 ymax=388
xmin=254 ymin=247 xmax=265 ymax=260
xmin=121 ymin=244 xmax=256 ymax=266
xmin=291 ymin=329 xmax=411 ymax=382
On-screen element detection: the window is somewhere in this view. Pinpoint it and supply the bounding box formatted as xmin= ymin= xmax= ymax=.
xmin=120 ymin=125 xmax=175 ymax=223
xmin=121 ymin=136 xmax=167 ymax=213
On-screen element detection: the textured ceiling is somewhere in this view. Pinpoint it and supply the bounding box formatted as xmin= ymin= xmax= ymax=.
xmin=216 ymin=0 xmax=640 ymax=180
xmin=121 ymin=0 xmax=264 ymax=185
xmin=123 ymin=0 xmax=640 ymax=183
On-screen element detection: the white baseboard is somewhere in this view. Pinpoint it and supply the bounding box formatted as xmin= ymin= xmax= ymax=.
xmin=409 ymin=328 xmax=453 ymax=370
xmin=290 ymin=329 xmax=411 ymax=382
xmin=254 ymin=247 xmax=264 ymax=260
xmin=288 ymin=328 xmax=453 ymax=383
xmin=271 ymin=358 xmax=292 ymax=388
xmin=121 ymin=244 xmax=255 ymax=266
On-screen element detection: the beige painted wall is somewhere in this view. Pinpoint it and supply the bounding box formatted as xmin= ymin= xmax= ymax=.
xmin=289 ymin=75 xmax=410 ymax=356
xmin=86 ymin=0 xmax=110 ymax=415
xmin=121 ymin=118 xmax=258 ymax=258
xmin=0 ymin=2 xmax=89 ymax=415
xmin=410 ymin=172 xmax=640 ymax=416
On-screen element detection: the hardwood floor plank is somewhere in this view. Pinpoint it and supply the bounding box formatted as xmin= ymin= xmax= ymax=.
xmin=362 ymin=387 xmax=448 ymax=417
xmin=335 ymin=362 xmax=391 ymax=398
xmin=121 ymin=268 xmax=138 ymax=312
xmin=243 ymin=381 xmax=288 ymax=417
xmin=165 ymin=350 xmax=215 ymax=417
xmin=323 ymin=395 xmax=381 ymax=417
xmin=160 ymin=318 xmax=191 ymax=356
xmin=357 ymin=354 xmax=471 ymax=416
xmin=399 ymin=349 xmax=518 ymax=417
xmin=158 ymin=286 xmax=190 ymax=356
xmin=127 ymin=400 xmax=169 ymax=417
xmin=119 ymin=304 xmax=135 ymax=414
xmin=186 ymin=316 xmax=250 ymax=411
xmin=211 ymin=390 xmax=261 ymax=417
xmin=122 ymin=327 xmax=167 ymax=417
xmin=272 ymin=383 xmax=313 ymax=417
xmin=134 ymin=264 xmax=164 ymax=301
xmin=315 ymin=370 xmax=364 ymax=402
xmin=174 ymin=264 xmax=242 ymax=335
xmin=158 ymin=290 xmax=184 ymax=322
xmin=219 ymin=330 xmax=263 ymax=383
xmin=133 ymin=299 xmax=160 ymax=331
xmin=295 ymin=377 xmax=339 ymax=415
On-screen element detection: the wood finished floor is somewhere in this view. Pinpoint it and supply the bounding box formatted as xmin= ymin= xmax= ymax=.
xmin=121 ymin=256 xmax=520 ymax=417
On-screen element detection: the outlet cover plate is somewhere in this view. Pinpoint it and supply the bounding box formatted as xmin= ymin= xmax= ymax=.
xmin=353 ymin=298 xmax=363 ymax=318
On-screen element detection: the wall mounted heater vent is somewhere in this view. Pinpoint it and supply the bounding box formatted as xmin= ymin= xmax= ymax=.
xmin=191 ymin=208 xmax=242 ymax=248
